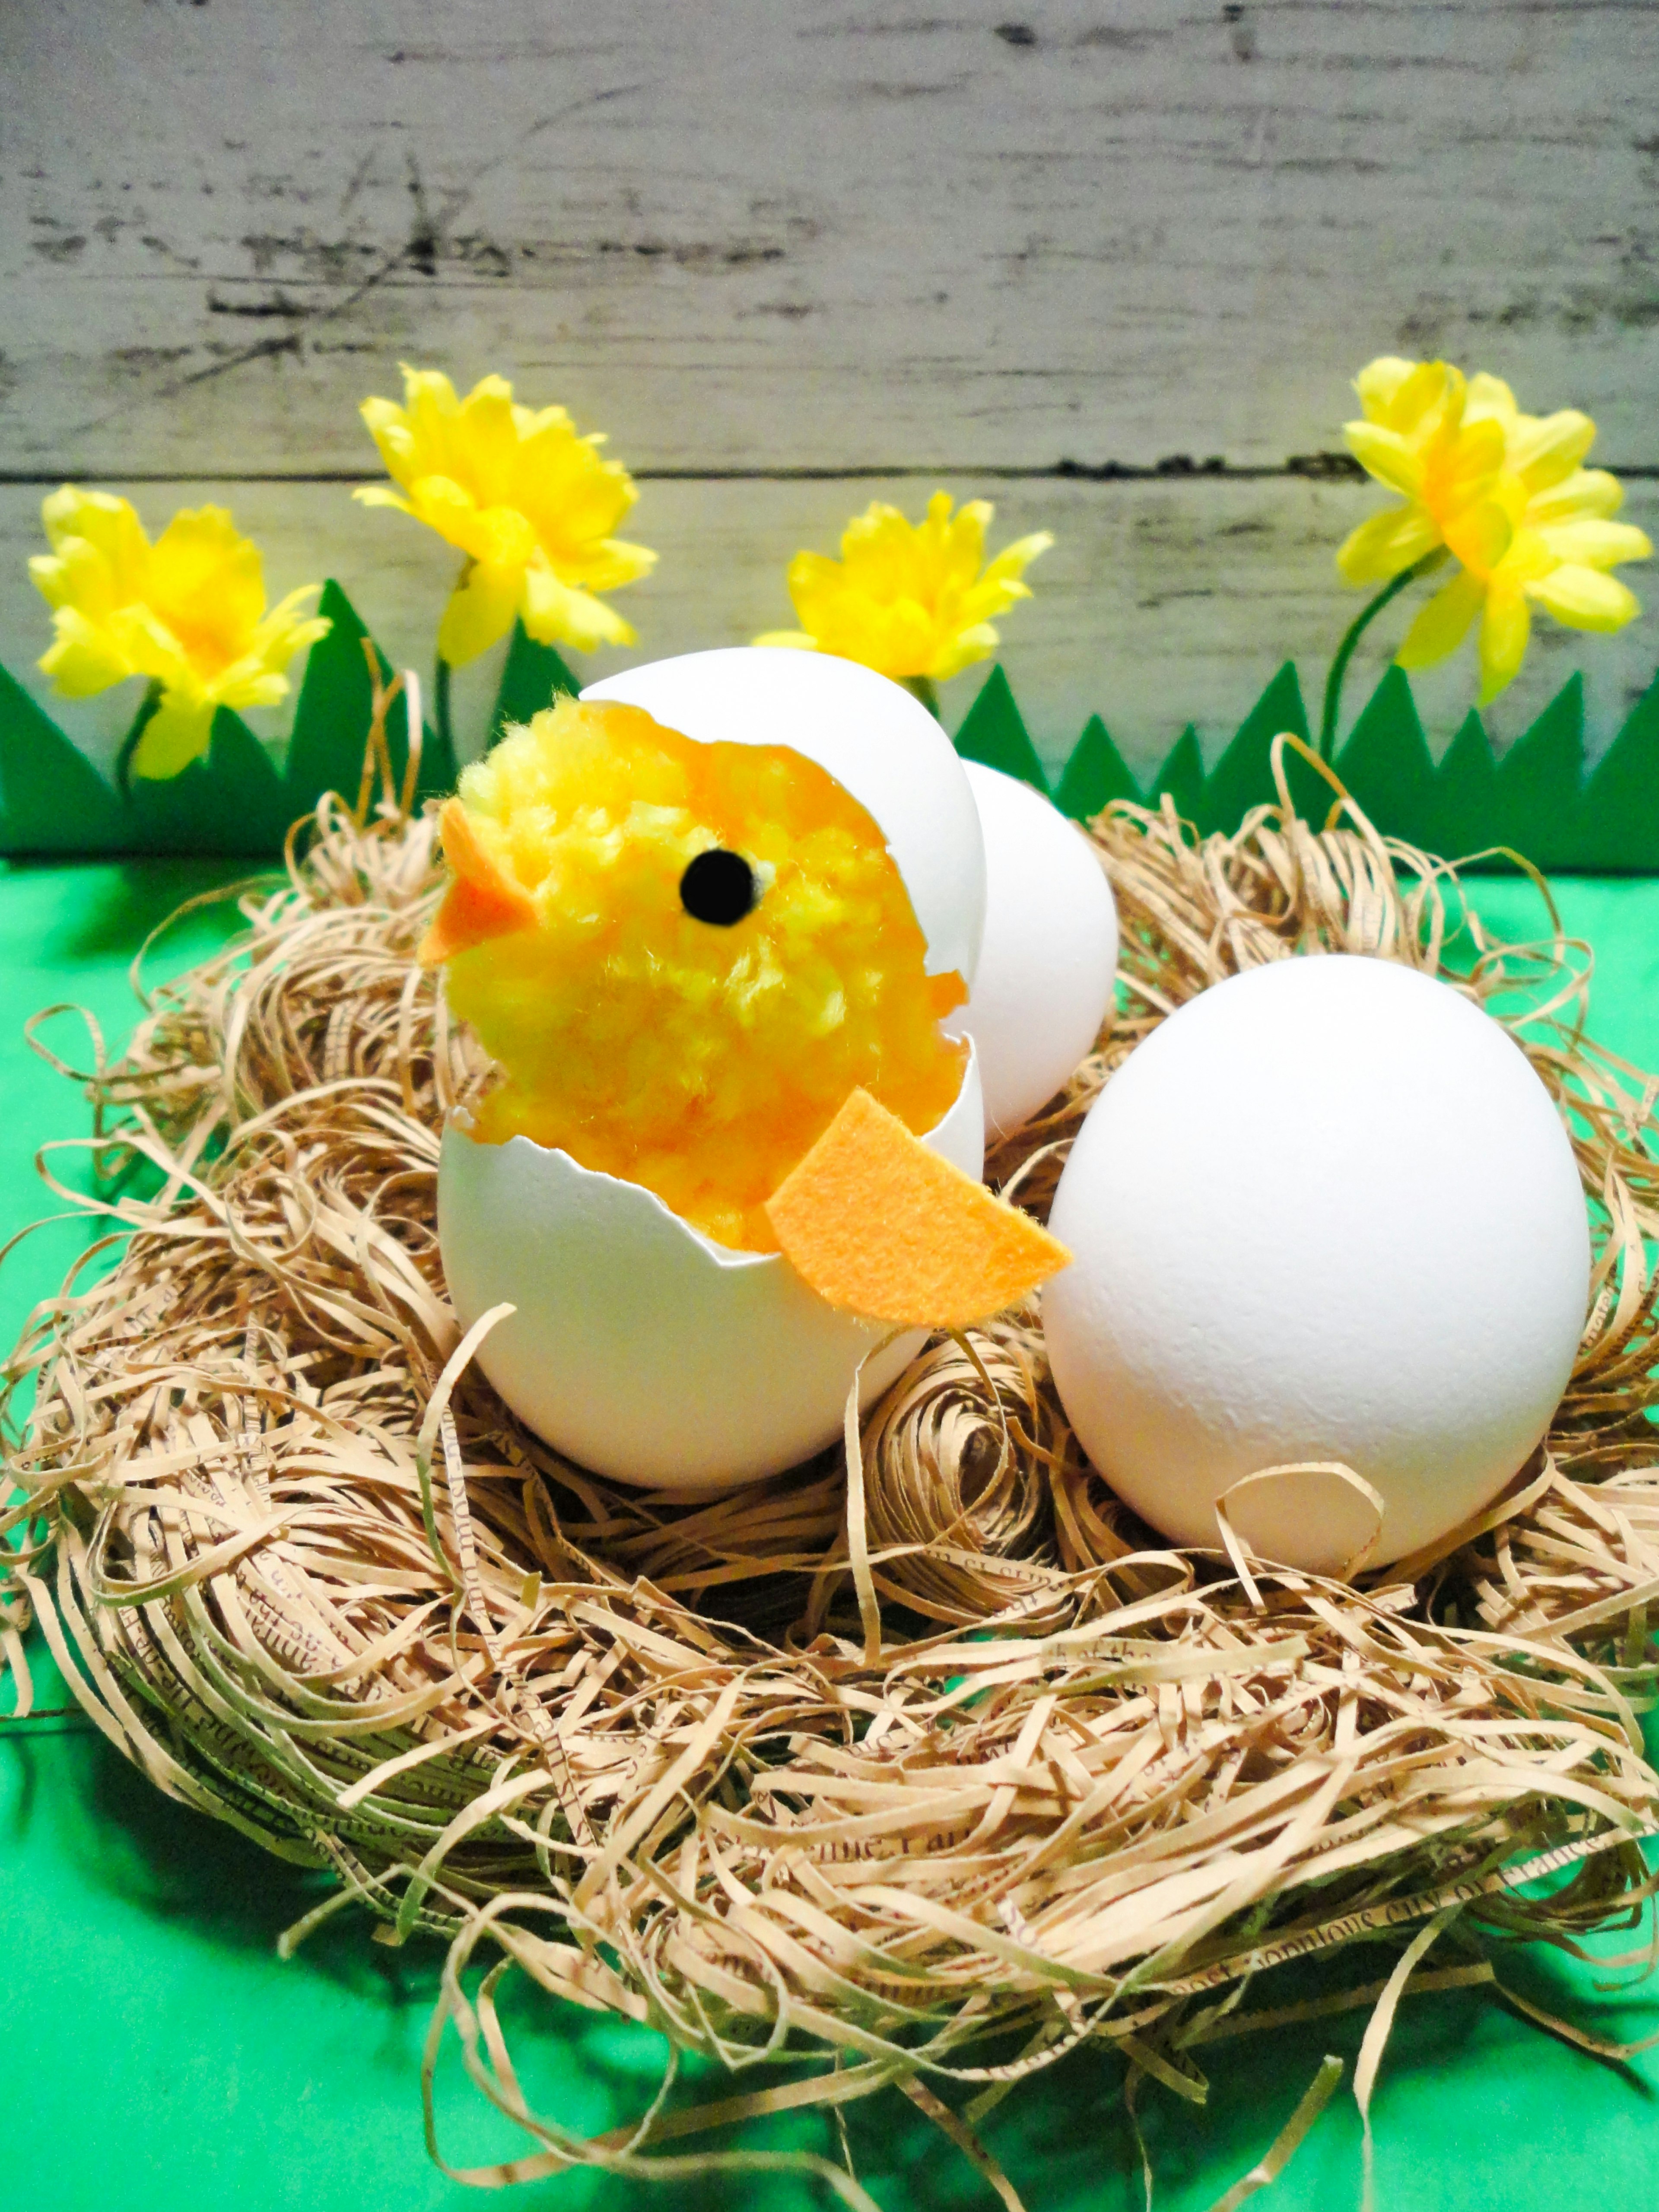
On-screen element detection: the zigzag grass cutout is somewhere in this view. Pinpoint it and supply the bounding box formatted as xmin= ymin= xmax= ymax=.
xmin=0 ymin=605 xmax=1654 ymax=871
xmin=958 ymin=659 xmax=1659 ymax=874
xmin=0 ymin=584 xmax=578 ymax=860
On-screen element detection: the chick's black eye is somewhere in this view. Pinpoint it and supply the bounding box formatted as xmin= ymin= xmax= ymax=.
xmin=680 ymin=848 xmax=759 ymax=927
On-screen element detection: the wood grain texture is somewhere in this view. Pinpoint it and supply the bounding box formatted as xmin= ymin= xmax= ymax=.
xmin=3 ymin=0 xmax=1656 ymax=753
xmin=5 ymin=475 xmax=1655 ymax=781
xmin=4 ymin=0 xmax=1659 ymax=475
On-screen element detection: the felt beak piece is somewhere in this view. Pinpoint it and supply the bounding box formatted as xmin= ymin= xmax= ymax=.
xmin=419 ymin=799 xmax=538 ymax=967
xmin=765 ymin=1089 xmax=1071 ymax=1328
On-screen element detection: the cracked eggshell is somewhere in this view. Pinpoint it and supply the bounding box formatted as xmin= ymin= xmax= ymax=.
xmin=583 ymin=646 xmax=986 ymax=987
xmin=953 ymin=763 xmax=1119 ymax=1139
xmin=1043 ymin=956 xmax=1591 ymax=1571
xmin=439 ymin=1047 xmax=985 ymax=1488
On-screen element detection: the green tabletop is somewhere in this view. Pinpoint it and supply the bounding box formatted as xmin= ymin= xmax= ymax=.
xmin=5 ymin=857 xmax=1659 ymax=2212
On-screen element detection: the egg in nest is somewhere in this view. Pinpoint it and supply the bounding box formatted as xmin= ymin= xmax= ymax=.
xmin=430 ymin=648 xmax=1068 ymax=1488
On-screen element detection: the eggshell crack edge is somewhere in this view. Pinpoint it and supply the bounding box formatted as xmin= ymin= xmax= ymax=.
xmin=438 ymin=1045 xmax=986 ymax=1490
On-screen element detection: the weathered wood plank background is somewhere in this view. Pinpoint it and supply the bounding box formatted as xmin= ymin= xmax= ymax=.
xmin=3 ymin=0 xmax=1656 ymax=775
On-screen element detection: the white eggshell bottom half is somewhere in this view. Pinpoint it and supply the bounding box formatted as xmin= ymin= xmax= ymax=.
xmin=1042 ymin=956 xmax=1591 ymax=1571
xmin=953 ymin=763 xmax=1119 ymax=1138
xmin=439 ymin=1046 xmax=985 ymax=1491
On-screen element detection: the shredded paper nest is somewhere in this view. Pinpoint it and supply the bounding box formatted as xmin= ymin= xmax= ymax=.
xmin=6 ymin=741 xmax=1659 ymax=2207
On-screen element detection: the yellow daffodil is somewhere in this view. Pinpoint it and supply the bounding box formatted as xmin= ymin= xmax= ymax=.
xmin=755 ymin=492 xmax=1052 ymax=685
xmin=1338 ymin=356 xmax=1650 ymax=703
xmin=29 ymin=488 xmax=329 ymax=779
xmin=355 ymin=367 xmax=655 ymax=666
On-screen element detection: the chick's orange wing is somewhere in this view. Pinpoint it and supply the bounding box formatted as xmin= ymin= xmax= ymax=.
xmin=766 ymin=1089 xmax=1069 ymax=1328
xmin=420 ymin=798 xmax=538 ymax=967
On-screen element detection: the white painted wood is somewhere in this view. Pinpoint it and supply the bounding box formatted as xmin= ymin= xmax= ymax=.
xmin=3 ymin=0 xmax=1657 ymax=475
xmin=3 ymin=2 xmax=1656 ymax=760
xmin=5 ymin=475 xmax=1654 ymax=782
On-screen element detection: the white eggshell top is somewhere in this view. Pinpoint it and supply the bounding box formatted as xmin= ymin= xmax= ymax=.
xmin=583 ymin=647 xmax=986 ymax=987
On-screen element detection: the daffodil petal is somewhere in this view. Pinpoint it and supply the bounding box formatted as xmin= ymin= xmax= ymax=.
xmin=1385 ymin=359 xmax=1460 ymax=439
xmin=929 ymin=621 xmax=1002 ymax=683
xmin=356 ymin=368 xmax=653 ymax=656
xmin=30 ymin=487 xmax=321 ymax=721
xmin=1528 ymin=468 xmax=1624 ymax=524
xmin=1510 ymin=408 xmax=1596 ymax=492
xmin=755 ymin=492 xmax=1049 ymax=682
xmin=37 ymin=607 xmax=138 ymax=696
xmin=1535 ymin=519 xmax=1652 ymax=571
xmin=353 ymin=485 xmax=414 ymax=515
xmin=571 ymin=537 xmax=658 ymax=593
xmin=1344 ymin=423 xmax=1425 ymax=498
xmin=216 ymin=667 xmax=291 ymax=711
xmin=131 ymin=692 xmax=217 ymax=779
xmin=521 ymin=563 xmax=636 ymax=653
xmin=40 ymin=486 xmax=150 ymax=579
xmin=407 ymin=475 xmax=490 ymax=560
xmin=1395 ymin=571 xmax=1486 ymax=669
xmin=437 ymin=563 xmax=524 ymax=667
xmin=1478 ymin=590 xmax=1531 ymax=703
xmin=979 ymin=531 xmax=1055 ymax=596
xmin=1337 ymin=505 xmax=1443 ymax=585
xmin=1526 ymin=564 xmax=1641 ymax=632
xmin=149 ymin=505 xmax=268 ymax=640
xmin=1353 ymin=356 xmax=1418 ymax=424
xmin=1463 ymin=372 xmax=1519 ymax=429
xmin=1447 ymin=498 xmax=1514 ymax=574
xmin=1441 ymin=417 xmax=1506 ymax=492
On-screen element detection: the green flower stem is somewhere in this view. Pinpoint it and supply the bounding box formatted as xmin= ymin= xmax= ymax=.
xmin=115 ymin=679 xmax=165 ymax=801
xmin=901 ymin=675 xmax=941 ymax=719
xmin=434 ymin=654 xmax=455 ymax=765
xmin=1319 ymin=550 xmax=1446 ymax=764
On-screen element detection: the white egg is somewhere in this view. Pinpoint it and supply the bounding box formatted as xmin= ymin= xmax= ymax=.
xmin=440 ymin=647 xmax=995 ymax=1489
xmin=1042 ymin=956 xmax=1590 ymax=1571
xmin=440 ymin=1048 xmax=985 ymax=1489
xmin=953 ymin=763 xmax=1119 ymax=1138
xmin=584 ymin=647 xmax=986 ymax=988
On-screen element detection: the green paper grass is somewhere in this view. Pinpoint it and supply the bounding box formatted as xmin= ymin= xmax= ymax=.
xmin=3 ymin=613 xmax=1659 ymax=872
xmin=0 ymin=588 xmax=576 ymax=861
xmin=967 ymin=659 xmax=1659 ymax=875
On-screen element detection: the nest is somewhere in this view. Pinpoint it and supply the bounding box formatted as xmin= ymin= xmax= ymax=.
xmin=6 ymin=743 xmax=1659 ymax=2209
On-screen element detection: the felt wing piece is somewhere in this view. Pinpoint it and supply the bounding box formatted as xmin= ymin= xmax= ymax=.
xmin=766 ymin=1088 xmax=1070 ymax=1328
xmin=420 ymin=798 xmax=537 ymax=966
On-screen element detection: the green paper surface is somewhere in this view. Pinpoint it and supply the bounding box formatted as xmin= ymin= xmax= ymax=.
xmin=0 ymin=661 xmax=127 ymax=852
xmin=1428 ymin=709 xmax=1505 ymax=860
xmin=1053 ymin=713 xmax=1140 ymax=821
xmin=1490 ymin=673 xmax=1585 ymax=861
xmin=287 ymin=578 xmax=456 ymax=808
xmin=947 ymin=660 xmax=1659 ymax=875
xmin=1332 ymin=665 xmax=1437 ymax=841
xmin=7 ymin=855 xmax=1659 ymax=2210
xmin=1575 ymin=671 xmax=1659 ymax=869
xmin=127 ymin=709 xmax=295 ymax=855
xmin=1148 ymin=722 xmax=1206 ymax=820
xmin=1193 ymin=661 xmax=1315 ymax=834
xmin=952 ymin=663 xmax=1049 ymax=791
xmin=491 ymin=620 xmax=581 ymax=746
xmin=9 ymin=648 xmax=1659 ymax=870
xmin=0 ymin=581 xmax=456 ymax=858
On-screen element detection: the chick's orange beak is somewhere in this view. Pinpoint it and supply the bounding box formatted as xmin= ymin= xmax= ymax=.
xmin=419 ymin=798 xmax=538 ymax=968
xmin=765 ymin=1090 xmax=1070 ymax=1329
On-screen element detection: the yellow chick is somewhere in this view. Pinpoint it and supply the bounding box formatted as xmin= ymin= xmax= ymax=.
xmin=423 ymin=693 xmax=1065 ymax=1325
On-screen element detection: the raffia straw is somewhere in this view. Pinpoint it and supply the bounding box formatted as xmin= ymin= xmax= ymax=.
xmin=5 ymin=728 xmax=1659 ymax=2205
